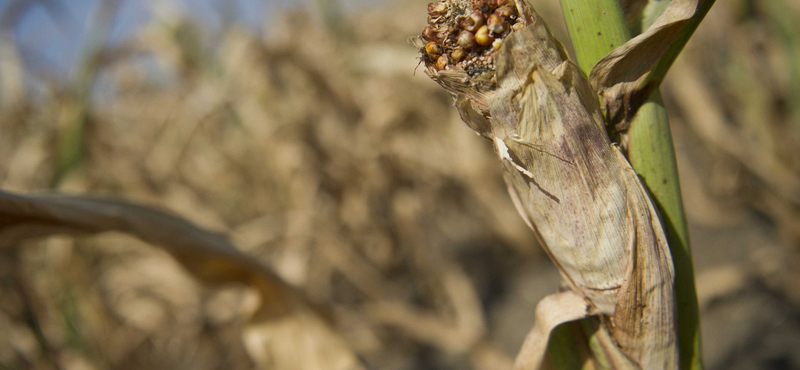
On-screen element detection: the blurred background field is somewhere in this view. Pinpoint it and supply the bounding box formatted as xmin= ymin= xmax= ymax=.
xmin=1 ymin=0 xmax=799 ymax=369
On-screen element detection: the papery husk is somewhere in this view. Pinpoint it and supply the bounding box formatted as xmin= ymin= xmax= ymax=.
xmin=417 ymin=1 xmax=678 ymax=368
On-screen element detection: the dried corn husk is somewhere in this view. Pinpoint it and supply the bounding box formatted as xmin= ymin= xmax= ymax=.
xmin=414 ymin=1 xmax=677 ymax=368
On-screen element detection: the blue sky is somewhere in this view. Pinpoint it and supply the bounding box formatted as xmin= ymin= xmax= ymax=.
xmin=8 ymin=0 xmax=282 ymax=78
xmin=3 ymin=0 xmax=383 ymax=81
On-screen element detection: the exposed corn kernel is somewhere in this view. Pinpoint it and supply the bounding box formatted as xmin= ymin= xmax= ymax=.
xmin=457 ymin=30 xmax=476 ymax=49
xmin=451 ymin=47 xmax=466 ymax=62
xmin=426 ymin=42 xmax=442 ymax=58
xmin=487 ymin=14 xmax=506 ymax=34
xmin=492 ymin=39 xmax=503 ymax=51
xmin=475 ymin=25 xmax=493 ymax=46
xmin=435 ymin=55 xmax=449 ymax=70
xmin=462 ymin=12 xmax=484 ymax=32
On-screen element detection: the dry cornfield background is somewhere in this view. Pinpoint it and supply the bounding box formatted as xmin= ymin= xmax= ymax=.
xmin=1 ymin=0 xmax=799 ymax=369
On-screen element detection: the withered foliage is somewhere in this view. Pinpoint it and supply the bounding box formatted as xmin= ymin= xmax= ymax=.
xmin=1 ymin=0 xmax=800 ymax=369
xmin=0 ymin=3 xmax=535 ymax=369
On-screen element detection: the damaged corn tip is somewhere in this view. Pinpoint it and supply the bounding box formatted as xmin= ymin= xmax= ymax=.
xmin=419 ymin=0 xmax=524 ymax=76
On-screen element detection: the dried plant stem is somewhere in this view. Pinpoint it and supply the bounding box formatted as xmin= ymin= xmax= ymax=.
xmin=558 ymin=0 xmax=703 ymax=369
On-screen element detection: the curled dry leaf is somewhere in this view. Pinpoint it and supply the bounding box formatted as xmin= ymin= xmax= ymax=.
xmin=0 ymin=190 xmax=364 ymax=370
xmin=589 ymin=0 xmax=710 ymax=128
xmin=512 ymin=291 xmax=588 ymax=370
xmin=414 ymin=1 xmax=677 ymax=368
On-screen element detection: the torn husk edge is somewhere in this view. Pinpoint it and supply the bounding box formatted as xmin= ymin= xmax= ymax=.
xmin=413 ymin=1 xmax=678 ymax=369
